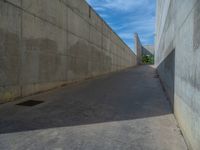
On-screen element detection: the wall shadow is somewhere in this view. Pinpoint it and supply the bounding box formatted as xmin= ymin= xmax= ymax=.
xmin=0 ymin=65 xmax=171 ymax=134
xmin=157 ymin=49 xmax=175 ymax=107
xmin=142 ymin=47 xmax=154 ymax=56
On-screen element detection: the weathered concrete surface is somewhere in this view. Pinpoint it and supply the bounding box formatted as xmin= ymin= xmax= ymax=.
xmin=0 ymin=0 xmax=136 ymax=103
xmin=134 ymin=33 xmax=143 ymax=64
xmin=142 ymin=45 xmax=155 ymax=56
xmin=155 ymin=0 xmax=200 ymax=149
xmin=0 ymin=65 xmax=187 ymax=150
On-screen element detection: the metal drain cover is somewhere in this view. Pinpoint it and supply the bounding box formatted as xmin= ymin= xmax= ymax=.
xmin=17 ymin=100 xmax=44 ymax=106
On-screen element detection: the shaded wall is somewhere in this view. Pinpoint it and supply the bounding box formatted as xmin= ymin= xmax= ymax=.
xmin=134 ymin=33 xmax=142 ymax=64
xmin=134 ymin=33 xmax=154 ymax=64
xmin=142 ymin=45 xmax=155 ymax=56
xmin=155 ymin=0 xmax=200 ymax=149
xmin=0 ymin=0 xmax=137 ymax=103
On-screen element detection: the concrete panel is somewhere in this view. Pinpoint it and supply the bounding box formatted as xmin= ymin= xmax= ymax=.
xmin=5 ymin=0 xmax=21 ymax=6
xmin=22 ymin=0 xmax=68 ymax=30
xmin=90 ymin=26 xmax=102 ymax=47
xmin=89 ymin=9 xmax=98 ymax=27
xmin=68 ymin=8 xmax=89 ymax=41
xmin=67 ymin=0 xmax=86 ymax=13
xmin=90 ymin=10 xmax=102 ymax=33
xmin=22 ymin=12 xmax=68 ymax=55
xmin=176 ymin=0 xmax=197 ymax=28
xmin=0 ymin=55 xmax=20 ymax=86
xmin=103 ymin=22 xmax=110 ymax=38
xmin=68 ymin=33 xmax=91 ymax=60
xmin=102 ymin=36 xmax=110 ymax=51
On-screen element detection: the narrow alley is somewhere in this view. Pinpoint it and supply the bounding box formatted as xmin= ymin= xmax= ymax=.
xmin=0 ymin=65 xmax=187 ymax=150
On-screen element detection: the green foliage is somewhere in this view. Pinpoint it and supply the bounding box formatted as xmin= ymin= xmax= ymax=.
xmin=142 ymin=55 xmax=154 ymax=64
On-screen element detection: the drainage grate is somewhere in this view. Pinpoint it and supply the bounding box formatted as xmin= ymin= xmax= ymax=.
xmin=16 ymin=100 xmax=44 ymax=106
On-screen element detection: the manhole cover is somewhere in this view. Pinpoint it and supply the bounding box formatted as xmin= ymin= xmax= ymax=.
xmin=16 ymin=100 xmax=44 ymax=106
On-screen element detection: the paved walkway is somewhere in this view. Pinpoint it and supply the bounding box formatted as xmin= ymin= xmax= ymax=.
xmin=0 ymin=65 xmax=187 ymax=150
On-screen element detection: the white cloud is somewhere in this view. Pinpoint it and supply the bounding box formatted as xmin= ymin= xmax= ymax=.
xmin=87 ymin=0 xmax=148 ymax=11
xmin=103 ymin=0 xmax=146 ymax=11
xmin=86 ymin=0 xmax=156 ymax=49
xmin=119 ymin=33 xmax=133 ymax=40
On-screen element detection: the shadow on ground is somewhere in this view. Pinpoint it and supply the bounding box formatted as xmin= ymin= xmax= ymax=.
xmin=0 ymin=65 xmax=171 ymax=134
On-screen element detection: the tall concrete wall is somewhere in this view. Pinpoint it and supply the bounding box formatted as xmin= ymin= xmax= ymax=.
xmin=0 ymin=0 xmax=137 ymax=103
xmin=134 ymin=33 xmax=154 ymax=64
xmin=142 ymin=45 xmax=155 ymax=56
xmin=155 ymin=0 xmax=200 ymax=149
xmin=134 ymin=33 xmax=142 ymax=64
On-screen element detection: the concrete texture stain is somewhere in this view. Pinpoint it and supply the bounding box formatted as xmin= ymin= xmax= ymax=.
xmin=0 ymin=29 xmax=20 ymax=86
xmin=24 ymin=38 xmax=62 ymax=83
xmin=25 ymin=38 xmax=58 ymax=53
xmin=68 ymin=40 xmax=112 ymax=75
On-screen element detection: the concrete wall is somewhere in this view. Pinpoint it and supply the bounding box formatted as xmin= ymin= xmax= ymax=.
xmin=134 ymin=33 xmax=142 ymax=64
xmin=155 ymin=0 xmax=200 ymax=149
xmin=142 ymin=45 xmax=155 ymax=56
xmin=0 ymin=0 xmax=137 ymax=103
xmin=134 ymin=33 xmax=154 ymax=64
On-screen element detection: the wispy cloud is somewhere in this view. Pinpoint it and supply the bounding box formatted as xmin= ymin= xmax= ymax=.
xmin=86 ymin=0 xmax=156 ymax=52
xmin=88 ymin=0 xmax=148 ymax=11
xmin=103 ymin=0 xmax=147 ymax=11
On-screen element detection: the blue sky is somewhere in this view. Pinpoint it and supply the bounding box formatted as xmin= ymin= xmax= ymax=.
xmin=86 ymin=0 xmax=156 ymax=52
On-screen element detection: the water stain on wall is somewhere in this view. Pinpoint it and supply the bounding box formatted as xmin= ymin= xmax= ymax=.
xmin=24 ymin=38 xmax=63 ymax=83
xmin=68 ymin=39 xmax=112 ymax=76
